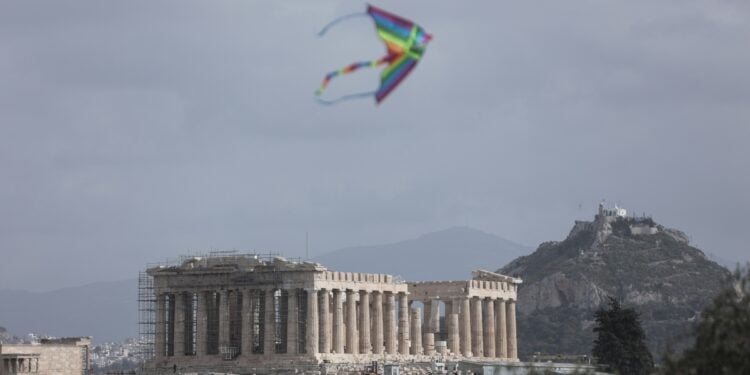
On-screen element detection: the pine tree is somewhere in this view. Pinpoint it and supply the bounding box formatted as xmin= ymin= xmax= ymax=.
xmin=663 ymin=265 xmax=750 ymax=374
xmin=592 ymin=297 xmax=654 ymax=375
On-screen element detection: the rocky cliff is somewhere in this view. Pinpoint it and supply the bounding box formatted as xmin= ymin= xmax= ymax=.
xmin=499 ymin=213 xmax=729 ymax=359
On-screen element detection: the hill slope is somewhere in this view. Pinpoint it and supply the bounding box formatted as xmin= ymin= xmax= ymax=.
xmin=315 ymin=226 xmax=530 ymax=281
xmin=499 ymin=214 xmax=729 ymax=359
xmin=0 ymin=279 xmax=137 ymax=343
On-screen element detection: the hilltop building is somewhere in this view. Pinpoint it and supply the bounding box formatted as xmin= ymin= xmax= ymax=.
xmin=0 ymin=337 xmax=90 ymax=375
xmin=142 ymin=254 xmax=522 ymax=373
xmin=596 ymin=203 xmax=627 ymax=220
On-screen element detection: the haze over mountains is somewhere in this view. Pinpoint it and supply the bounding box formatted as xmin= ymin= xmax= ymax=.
xmin=314 ymin=226 xmax=530 ymax=281
xmin=0 ymin=226 xmax=529 ymax=343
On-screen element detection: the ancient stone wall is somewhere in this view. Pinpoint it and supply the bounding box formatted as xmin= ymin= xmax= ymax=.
xmin=0 ymin=338 xmax=89 ymax=375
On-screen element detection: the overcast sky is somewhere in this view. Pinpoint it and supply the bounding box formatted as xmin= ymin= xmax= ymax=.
xmin=1 ymin=0 xmax=748 ymax=291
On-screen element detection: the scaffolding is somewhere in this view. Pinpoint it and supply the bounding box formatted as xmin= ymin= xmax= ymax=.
xmin=206 ymin=292 xmax=220 ymax=355
xmin=274 ymin=289 xmax=289 ymax=354
xmin=137 ymin=251 xmax=302 ymax=365
xmin=297 ymin=290 xmax=307 ymax=354
xmin=251 ymin=290 xmax=265 ymax=354
xmin=227 ymin=290 xmax=243 ymax=358
xmin=137 ymin=271 xmax=155 ymax=363
xmin=183 ymin=292 xmax=197 ymax=356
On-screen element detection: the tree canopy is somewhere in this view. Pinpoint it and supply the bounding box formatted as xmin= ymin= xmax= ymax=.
xmin=592 ymin=297 xmax=654 ymax=375
xmin=662 ymin=265 xmax=750 ymax=374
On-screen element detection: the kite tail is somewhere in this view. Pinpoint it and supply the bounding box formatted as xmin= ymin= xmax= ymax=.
xmin=315 ymin=56 xmax=390 ymax=99
xmin=315 ymin=91 xmax=378 ymax=105
xmin=317 ymin=12 xmax=368 ymax=36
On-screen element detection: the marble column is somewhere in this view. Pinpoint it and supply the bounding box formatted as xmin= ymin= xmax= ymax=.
xmin=384 ymin=292 xmax=397 ymax=354
xmin=241 ymin=290 xmax=253 ymax=356
xmin=196 ymin=291 xmax=208 ymax=356
xmin=319 ymin=289 xmax=331 ymax=353
xmin=447 ymin=313 xmax=460 ymax=355
xmin=167 ymin=294 xmax=176 ymax=356
xmin=423 ymin=332 xmax=435 ymax=355
xmin=346 ymin=289 xmax=358 ymax=354
xmin=496 ymin=299 xmax=507 ymax=358
xmin=359 ymin=290 xmax=371 ymax=354
xmin=174 ymin=292 xmax=186 ymax=356
xmin=471 ymin=297 xmax=484 ymax=357
xmin=372 ymin=291 xmax=384 ymax=354
xmin=483 ymin=298 xmax=496 ymax=357
xmin=398 ymin=292 xmax=410 ymax=355
xmin=410 ymin=308 xmax=422 ymax=355
xmin=287 ymin=289 xmax=299 ymax=354
xmin=306 ymin=289 xmax=319 ymax=355
xmin=507 ymin=300 xmax=517 ymax=360
xmin=429 ymin=299 xmax=440 ymax=334
xmin=459 ymin=297 xmax=472 ymax=357
xmin=332 ymin=289 xmax=345 ymax=354
xmin=263 ymin=289 xmax=276 ymax=355
xmin=155 ymin=292 xmax=166 ymax=358
xmin=423 ymin=299 xmax=433 ymax=334
xmin=219 ymin=290 xmax=231 ymax=349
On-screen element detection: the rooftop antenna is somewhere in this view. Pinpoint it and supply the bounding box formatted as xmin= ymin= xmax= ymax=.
xmin=305 ymin=231 xmax=309 ymax=260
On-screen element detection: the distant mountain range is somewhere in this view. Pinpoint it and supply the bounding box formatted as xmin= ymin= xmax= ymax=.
xmin=1 ymin=227 xmax=529 ymax=343
xmin=314 ymin=226 xmax=531 ymax=281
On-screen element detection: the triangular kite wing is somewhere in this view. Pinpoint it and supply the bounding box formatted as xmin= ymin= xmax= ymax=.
xmin=376 ymin=55 xmax=419 ymax=104
xmin=367 ymin=5 xmax=431 ymax=103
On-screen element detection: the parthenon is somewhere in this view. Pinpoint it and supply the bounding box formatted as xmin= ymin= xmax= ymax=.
xmin=145 ymin=254 xmax=520 ymax=372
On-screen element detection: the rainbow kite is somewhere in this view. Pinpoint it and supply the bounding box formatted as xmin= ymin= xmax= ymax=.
xmin=315 ymin=5 xmax=432 ymax=105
